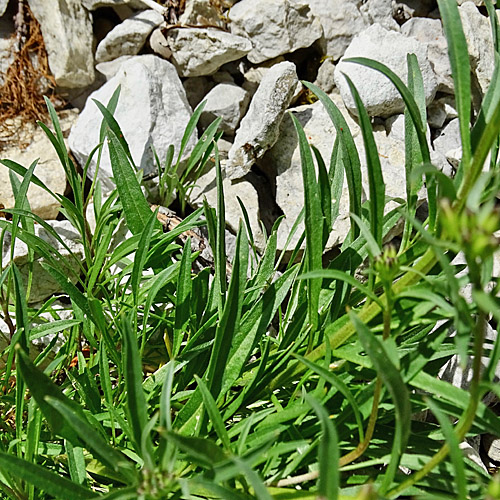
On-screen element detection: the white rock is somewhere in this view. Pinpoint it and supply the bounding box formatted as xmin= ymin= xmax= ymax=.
xmin=228 ymin=0 xmax=322 ymax=64
xmin=149 ymin=25 xmax=172 ymax=59
xmin=226 ymin=62 xmax=299 ymax=180
xmin=199 ymin=83 xmax=250 ymax=137
xmin=27 ymin=0 xmax=94 ymax=88
xmin=180 ymin=0 xmax=224 ymax=27
xmin=0 ymin=110 xmax=78 ymax=220
xmin=1 ymin=220 xmax=84 ymax=304
xmin=308 ymin=0 xmax=369 ymax=60
xmin=96 ymin=55 xmax=133 ymax=80
xmin=360 ymin=0 xmax=400 ymax=31
xmin=314 ymin=58 xmax=336 ymax=94
xmin=188 ymin=167 xmax=266 ymax=251
xmin=69 ymin=55 xmax=195 ymax=193
xmin=401 ymin=17 xmax=453 ymax=94
xmin=95 ymin=9 xmax=164 ymax=63
xmin=335 ymin=24 xmax=438 ymax=118
xmin=0 ymin=0 xmax=8 ymax=17
xmin=165 ymin=27 xmax=251 ymax=77
xmin=459 ymin=1 xmax=495 ymax=96
xmin=0 ymin=16 xmax=14 ymax=86
xmin=433 ymin=118 xmax=462 ymax=161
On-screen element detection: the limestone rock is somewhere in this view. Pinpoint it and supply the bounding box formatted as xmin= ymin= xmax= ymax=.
xmin=0 ymin=15 xmax=14 ymax=86
xmin=0 ymin=110 xmax=78 ymax=219
xmin=228 ymin=0 xmax=322 ymax=64
xmin=199 ymin=83 xmax=250 ymax=137
xmin=180 ymin=0 xmax=224 ymax=27
xmin=1 ymin=220 xmax=84 ymax=304
xmin=165 ymin=27 xmax=251 ymax=77
xmin=401 ymin=17 xmax=453 ymax=94
xmin=183 ymin=76 xmax=215 ymax=110
xmin=226 ymin=62 xmax=299 ymax=180
xmin=149 ymin=25 xmax=172 ymax=59
xmin=308 ymin=0 xmax=369 ymax=60
xmin=427 ymin=96 xmax=458 ymax=129
xmin=96 ymin=55 xmax=133 ymax=80
xmin=69 ymin=55 xmax=195 ymax=193
xmin=335 ymin=23 xmax=438 ymax=117
xmin=459 ymin=1 xmax=495 ymax=96
xmin=314 ymin=58 xmax=336 ymax=94
xmin=27 ymin=0 xmax=94 ymax=88
xmin=95 ymin=9 xmax=164 ymax=63
xmin=0 ymin=0 xmax=8 ymax=18
xmin=360 ymin=0 xmax=400 ymax=31
xmin=433 ymin=118 xmax=462 ymax=162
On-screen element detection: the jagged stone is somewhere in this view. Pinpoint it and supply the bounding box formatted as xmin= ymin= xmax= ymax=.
xmin=164 ymin=27 xmax=251 ymax=77
xmin=95 ymin=9 xmax=164 ymax=63
xmin=27 ymin=0 xmax=94 ymax=88
xmin=69 ymin=55 xmax=194 ymax=193
xmin=226 ymin=61 xmax=299 ymax=180
xmin=335 ymin=23 xmax=438 ymax=117
xmin=228 ymin=0 xmax=322 ymax=64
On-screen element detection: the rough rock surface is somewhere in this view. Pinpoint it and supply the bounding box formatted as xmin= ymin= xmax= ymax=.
xmin=0 ymin=0 xmax=7 ymax=17
xmin=459 ymin=1 xmax=495 ymax=95
xmin=335 ymin=23 xmax=438 ymax=117
xmin=180 ymin=0 xmax=224 ymax=27
xmin=401 ymin=17 xmax=453 ymax=94
xmin=82 ymin=0 xmax=145 ymax=8
xmin=0 ymin=111 xmax=78 ymax=219
xmin=308 ymin=0 xmax=368 ymax=60
xmin=0 ymin=15 xmax=14 ymax=86
xmin=27 ymin=0 xmax=95 ymax=88
xmin=228 ymin=0 xmax=322 ymax=64
xmin=95 ymin=9 xmax=164 ymax=63
xmin=69 ymin=55 xmax=194 ymax=193
xmin=199 ymin=83 xmax=250 ymax=137
xmin=226 ymin=62 xmax=299 ymax=180
xmin=165 ymin=27 xmax=252 ymax=77
xmin=360 ymin=0 xmax=400 ymax=31
xmin=1 ymin=220 xmax=84 ymax=304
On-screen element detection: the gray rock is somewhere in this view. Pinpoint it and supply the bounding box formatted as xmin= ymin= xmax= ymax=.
xmin=228 ymin=0 xmax=322 ymax=64
xmin=183 ymin=76 xmax=215 ymax=110
xmin=335 ymin=23 xmax=438 ymax=118
xmin=96 ymin=55 xmax=133 ymax=80
xmin=199 ymin=83 xmax=250 ymax=137
xmin=314 ymin=58 xmax=336 ymax=94
xmin=149 ymin=25 xmax=172 ymax=59
xmin=427 ymin=96 xmax=457 ymax=129
xmin=69 ymin=55 xmax=195 ymax=193
xmin=0 ymin=16 xmax=15 ymax=86
xmin=1 ymin=220 xmax=84 ymax=304
xmin=360 ymin=0 xmax=400 ymax=31
xmin=226 ymin=62 xmax=299 ymax=180
xmin=459 ymin=1 xmax=494 ymax=96
xmin=433 ymin=118 xmax=461 ymax=161
xmin=0 ymin=110 xmax=78 ymax=220
xmin=0 ymin=0 xmax=8 ymax=17
xmin=27 ymin=0 xmax=95 ymax=88
xmin=165 ymin=27 xmax=251 ymax=77
xmin=308 ymin=0 xmax=369 ymax=60
xmin=95 ymin=9 xmax=164 ymax=63
xmin=180 ymin=0 xmax=224 ymax=27
xmin=401 ymin=17 xmax=453 ymax=94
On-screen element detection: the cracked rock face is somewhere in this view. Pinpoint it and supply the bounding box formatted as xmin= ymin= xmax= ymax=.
xmin=165 ymin=27 xmax=252 ymax=77
xmin=228 ymin=0 xmax=322 ymax=64
xmin=335 ymin=23 xmax=438 ymax=118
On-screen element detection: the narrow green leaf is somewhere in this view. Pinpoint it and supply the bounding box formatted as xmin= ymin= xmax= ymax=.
xmin=195 ymin=375 xmax=232 ymax=452
xmin=65 ymin=440 xmax=87 ymax=486
xmin=303 ymin=81 xmax=363 ymax=238
xmin=291 ymin=113 xmax=323 ymax=331
xmin=343 ymin=73 xmax=385 ymax=247
xmin=0 ymin=451 xmax=94 ymax=500
xmin=348 ymin=310 xmax=411 ymax=492
xmin=106 ymin=129 xmax=156 ymax=235
xmin=305 ymin=394 xmax=339 ymax=500
xmin=230 ymin=456 xmax=273 ymax=500
xmin=131 ymin=208 xmax=159 ymax=304
xmin=437 ymin=0 xmax=471 ymax=172
xmin=173 ymin=237 xmax=192 ymax=357
xmin=311 ymin=145 xmax=332 ymax=246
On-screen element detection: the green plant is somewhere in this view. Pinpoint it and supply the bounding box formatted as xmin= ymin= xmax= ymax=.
xmin=0 ymin=0 xmax=500 ymax=498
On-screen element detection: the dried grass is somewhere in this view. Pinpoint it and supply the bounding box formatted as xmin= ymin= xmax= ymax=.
xmin=0 ymin=3 xmax=61 ymax=149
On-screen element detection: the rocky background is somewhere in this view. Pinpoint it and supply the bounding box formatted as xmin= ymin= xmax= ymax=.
xmin=1 ymin=0 xmax=499 ymax=469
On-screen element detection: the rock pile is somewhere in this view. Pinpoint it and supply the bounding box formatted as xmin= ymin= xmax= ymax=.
xmin=0 ymin=0 xmax=496 ymax=276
